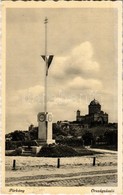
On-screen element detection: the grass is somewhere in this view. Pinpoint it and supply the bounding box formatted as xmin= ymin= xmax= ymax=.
xmin=91 ymin=145 xmax=117 ymax=151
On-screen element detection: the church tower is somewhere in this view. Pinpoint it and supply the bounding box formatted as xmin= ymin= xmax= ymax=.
xmin=76 ymin=110 xmax=80 ymax=121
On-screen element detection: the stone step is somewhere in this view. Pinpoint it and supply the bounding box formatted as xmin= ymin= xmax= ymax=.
xmin=35 ymin=140 xmax=47 ymax=146
xmin=22 ymin=150 xmax=32 ymax=156
xmin=21 ymin=153 xmax=32 ymax=156
xmin=23 ymin=150 xmax=32 ymax=153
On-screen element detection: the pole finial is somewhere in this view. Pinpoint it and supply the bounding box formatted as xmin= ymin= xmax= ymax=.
xmin=44 ymin=17 xmax=48 ymax=24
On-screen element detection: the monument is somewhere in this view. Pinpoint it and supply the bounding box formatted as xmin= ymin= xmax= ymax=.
xmin=37 ymin=18 xmax=55 ymax=144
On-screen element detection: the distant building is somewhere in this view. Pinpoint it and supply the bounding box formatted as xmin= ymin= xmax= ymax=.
xmin=76 ymin=99 xmax=108 ymax=125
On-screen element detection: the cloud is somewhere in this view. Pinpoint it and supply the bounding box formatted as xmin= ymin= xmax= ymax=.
xmin=68 ymin=76 xmax=102 ymax=90
xmin=6 ymin=85 xmax=46 ymax=132
xmin=6 ymin=41 xmax=117 ymax=133
xmin=48 ymin=42 xmax=102 ymax=107
xmin=50 ymin=41 xmax=100 ymax=81
xmin=49 ymin=57 xmax=67 ymax=79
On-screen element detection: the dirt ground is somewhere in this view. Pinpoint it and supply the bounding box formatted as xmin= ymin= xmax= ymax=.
xmin=5 ymin=150 xmax=117 ymax=187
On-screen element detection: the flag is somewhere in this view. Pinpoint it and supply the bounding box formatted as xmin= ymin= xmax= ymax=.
xmin=41 ymin=55 xmax=54 ymax=76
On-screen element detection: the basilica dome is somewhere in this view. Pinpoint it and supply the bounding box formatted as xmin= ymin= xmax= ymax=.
xmin=90 ymin=99 xmax=100 ymax=106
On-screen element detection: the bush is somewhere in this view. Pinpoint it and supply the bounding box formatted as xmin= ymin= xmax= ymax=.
xmin=5 ymin=140 xmax=38 ymax=150
xmin=6 ymin=141 xmax=22 ymax=150
xmin=37 ymin=144 xmax=79 ymax=157
xmin=15 ymin=147 xmax=23 ymax=155
xmin=6 ymin=147 xmax=23 ymax=156
xmin=37 ymin=144 xmax=99 ymax=157
xmin=56 ymin=136 xmax=84 ymax=147
xmin=5 ymin=150 xmax=17 ymax=156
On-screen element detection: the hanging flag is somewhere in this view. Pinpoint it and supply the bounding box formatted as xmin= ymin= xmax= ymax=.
xmin=41 ymin=55 xmax=54 ymax=76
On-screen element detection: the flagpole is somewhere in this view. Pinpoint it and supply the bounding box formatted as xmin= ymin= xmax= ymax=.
xmin=40 ymin=18 xmax=55 ymax=144
xmin=44 ymin=17 xmax=48 ymax=113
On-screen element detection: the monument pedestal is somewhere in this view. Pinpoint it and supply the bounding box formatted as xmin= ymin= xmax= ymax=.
xmin=47 ymin=139 xmax=55 ymax=144
xmin=37 ymin=112 xmax=55 ymax=145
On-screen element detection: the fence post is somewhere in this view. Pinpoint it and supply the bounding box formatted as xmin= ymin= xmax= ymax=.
xmin=93 ymin=156 xmax=96 ymax=166
xmin=57 ymin=158 xmax=60 ymax=168
xmin=12 ymin=159 xmax=16 ymax=170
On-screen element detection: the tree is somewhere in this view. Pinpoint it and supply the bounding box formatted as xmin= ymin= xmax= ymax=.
xmin=28 ymin=124 xmax=34 ymax=131
xmin=29 ymin=127 xmax=38 ymax=140
xmin=104 ymin=130 xmax=117 ymax=145
xmin=11 ymin=130 xmax=26 ymax=141
xmin=82 ymin=131 xmax=94 ymax=146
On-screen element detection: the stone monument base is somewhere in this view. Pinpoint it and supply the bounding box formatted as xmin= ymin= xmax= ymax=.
xmin=36 ymin=139 xmax=55 ymax=146
xmin=37 ymin=112 xmax=55 ymax=145
xmin=47 ymin=139 xmax=55 ymax=144
xmin=36 ymin=139 xmax=47 ymax=146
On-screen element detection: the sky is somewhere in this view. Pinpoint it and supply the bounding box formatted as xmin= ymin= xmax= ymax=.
xmin=6 ymin=7 xmax=118 ymax=133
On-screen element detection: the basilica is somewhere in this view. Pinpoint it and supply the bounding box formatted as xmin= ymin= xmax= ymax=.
xmin=76 ymin=99 xmax=108 ymax=125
